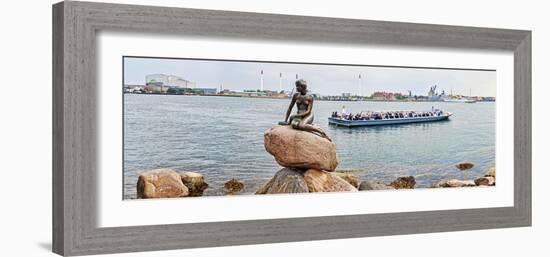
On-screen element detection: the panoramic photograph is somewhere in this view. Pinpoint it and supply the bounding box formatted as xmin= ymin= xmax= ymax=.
xmin=123 ymin=56 xmax=497 ymax=200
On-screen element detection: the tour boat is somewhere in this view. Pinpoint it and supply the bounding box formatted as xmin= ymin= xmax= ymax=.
xmin=328 ymin=110 xmax=452 ymax=127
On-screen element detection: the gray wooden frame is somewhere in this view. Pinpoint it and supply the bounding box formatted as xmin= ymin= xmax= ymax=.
xmin=52 ymin=1 xmax=531 ymax=256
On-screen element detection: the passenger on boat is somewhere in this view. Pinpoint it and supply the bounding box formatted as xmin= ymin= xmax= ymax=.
xmin=341 ymin=106 xmax=347 ymax=117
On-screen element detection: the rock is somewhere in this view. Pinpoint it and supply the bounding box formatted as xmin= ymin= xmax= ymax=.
xmin=332 ymin=172 xmax=359 ymax=188
xmin=256 ymin=168 xmax=309 ymax=194
xmin=389 ymin=176 xmax=416 ymax=189
xmin=180 ymin=172 xmax=208 ymax=196
xmin=358 ymin=181 xmax=395 ymax=191
xmin=446 ymin=179 xmax=476 ymax=187
xmin=137 ymin=169 xmax=189 ymax=199
xmin=431 ymin=179 xmax=477 ymax=188
xmin=429 ymin=179 xmax=475 ymax=188
xmin=224 ymin=179 xmax=244 ymax=195
xmin=428 ymin=180 xmax=449 ymax=188
xmin=303 ymin=169 xmax=358 ymax=192
xmin=264 ymin=125 xmax=338 ymax=171
xmin=456 ymin=162 xmax=475 ymax=170
xmin=484 ymin=167 xmax=496 ymax=178
xmin=474 ymin=176 xmax=496 ymax=186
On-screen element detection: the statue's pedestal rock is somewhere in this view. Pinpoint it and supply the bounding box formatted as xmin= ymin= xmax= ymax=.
xmin=260 ymin=125 xmax=356 ymax=194
xmin=264 ymin=125 xmax=338 ymax=171
xmin=256 ymin=168 xmax=357 ymax=194
xmin=303 ymin=169 xmax=357 ymax=192
xmin=256 ymin=168 xmax=309 ymax=194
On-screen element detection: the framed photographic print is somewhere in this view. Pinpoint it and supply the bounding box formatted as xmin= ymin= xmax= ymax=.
xmin=52 ymin=1 xmax=531 ymax=256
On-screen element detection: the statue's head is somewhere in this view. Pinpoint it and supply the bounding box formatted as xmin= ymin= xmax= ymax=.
xmin=295 ymin=79 xmax=307 ymax=94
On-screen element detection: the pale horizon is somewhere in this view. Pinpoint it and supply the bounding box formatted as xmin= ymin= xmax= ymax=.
xmin=124 ymin=57 xmax=497 ymax=97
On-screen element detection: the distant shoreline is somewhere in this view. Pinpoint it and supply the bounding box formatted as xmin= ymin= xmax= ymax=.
xmin=123 ymin=92 xmax=496 ymax=102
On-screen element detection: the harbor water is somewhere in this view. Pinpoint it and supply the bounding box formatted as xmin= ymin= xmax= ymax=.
xmin=124 ymin=94 xmax=495 ymax=199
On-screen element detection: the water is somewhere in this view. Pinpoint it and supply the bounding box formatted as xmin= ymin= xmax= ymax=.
xmin=124 ymin=94 xmax=495 ymax=199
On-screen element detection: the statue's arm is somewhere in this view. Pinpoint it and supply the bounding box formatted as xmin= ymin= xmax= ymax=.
xmin=284 ymin=93 xmax=298 ymax=122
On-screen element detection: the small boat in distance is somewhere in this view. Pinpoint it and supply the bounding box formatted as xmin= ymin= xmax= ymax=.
xmin=328 ymin=109 xmax=452 ymax=127
xmin=442 ymin=88 xmax=477 ymax=103
xmin=443 ymin=98 xmax=469 ymax=103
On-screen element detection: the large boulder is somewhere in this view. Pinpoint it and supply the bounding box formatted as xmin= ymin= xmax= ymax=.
xmin=389 ymin=176 xmax=416 ymax=189
xmin=256 ymin=168 xmax=309 ymax=194
xmin=303 ymin=169 xmax=358 ymax=192
xmin=180 ymin=172 xmax=208 ymax=196
xmin=264 ymin=125 xmax=338 ymax=171
xmin=359 ymin=181 xmax=395 ymax=191
xmin=332 ymin=172 xmax=359 ymax=188
xmin=137 ymin=169 xmax=189 ymax=199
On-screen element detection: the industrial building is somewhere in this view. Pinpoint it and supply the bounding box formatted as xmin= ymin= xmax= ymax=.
xmin=145 ymin=74 xmax=196 ymax=89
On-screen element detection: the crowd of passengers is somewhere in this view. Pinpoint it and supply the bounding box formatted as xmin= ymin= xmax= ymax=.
xmin=331 ymin=110 xmax=444 ymax=121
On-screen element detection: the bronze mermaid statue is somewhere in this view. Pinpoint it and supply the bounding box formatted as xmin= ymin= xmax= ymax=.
xmin=278 ymin=79 xmax=331 ymax=141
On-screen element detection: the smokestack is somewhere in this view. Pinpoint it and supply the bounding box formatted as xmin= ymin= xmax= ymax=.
xmin=358 ymin=74 xmax=362 ymax=96
xmin=279 ymin=72 xmax=282 ymax=92
xmin=260 ymin=70 xmax=264 ymax=91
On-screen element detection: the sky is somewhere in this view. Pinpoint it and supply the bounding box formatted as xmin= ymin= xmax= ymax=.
xmin=123 ymin=57 xmax=496 ymax=97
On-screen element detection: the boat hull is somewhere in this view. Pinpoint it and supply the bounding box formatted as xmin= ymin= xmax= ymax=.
xmin=328 ymin=114 xmax=451 ymax=127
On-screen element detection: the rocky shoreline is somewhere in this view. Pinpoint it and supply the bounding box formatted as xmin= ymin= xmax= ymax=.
xmin=135 ymin=125 xmax=496 ymax=199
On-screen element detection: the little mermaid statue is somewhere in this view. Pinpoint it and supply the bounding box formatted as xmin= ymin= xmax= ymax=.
xmin=278 ymin=79 xmax=331 ymax=141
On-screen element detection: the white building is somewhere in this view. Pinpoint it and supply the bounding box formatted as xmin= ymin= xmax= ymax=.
xmin=145 ymin=74 xmax=196 ymax=88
